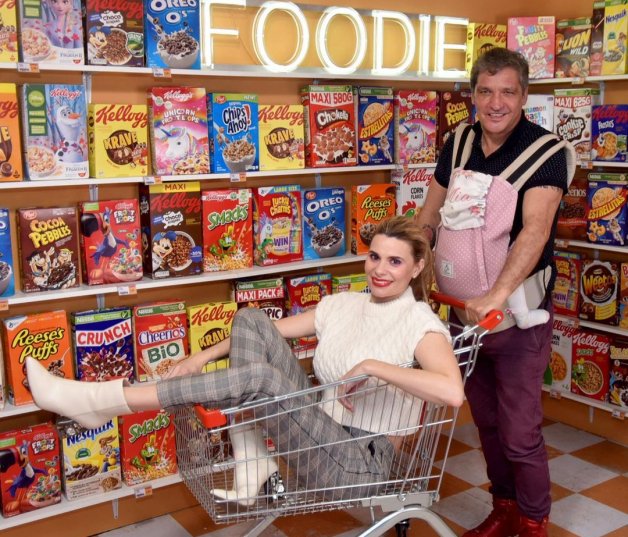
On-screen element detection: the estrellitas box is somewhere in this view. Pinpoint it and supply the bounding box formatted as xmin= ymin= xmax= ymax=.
xmin=187 ymin=301 xmax=236 ymax=372
xmin=465 ymin=23 xmax=507 ymax=75
xmin=258 ymin=104 xmax=305 ymax=171
xmin=355 ymin=86 xmax=394 ymax=166
xmin=507 ymin=16 xmax=555 ymax=79
xmin=0 ymin=83 xmax=24 ymax=181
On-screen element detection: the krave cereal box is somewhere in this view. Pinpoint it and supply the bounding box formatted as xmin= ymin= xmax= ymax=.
xmin=187 ymin=301 xmax=236 ymax=372
xmin=0 ymin=207 xmax=15 ymax=298
xmin=602 ymin=0 xmax=628 ymax=75
xmin=555 ymin=18 xmax=592 ymax=78
xmin=351 ymin=184 xmax=396 ymax=255
xmin=0 ymin=0 xmax=18 ymax=62
xmin=507 ymin=16 xmax=555 ymax=79
xmin=394 ymin=90 xmax=438 ymax=165
xmin=258 ymin=104 xmax=304 ymax=171
xmin=591 ymin=105 xmax=628 ymax=162
xmin=392 ymin=167 xmax=434 ymax=219
xmin=0 ymin=83 xmax=24 ymax=181
xmin=355 ymin=86 xmax=394 ymax=166
xmin=302 ymin=187 xmax=345 ymax=260
xmin=465 ymin=23 xmax=507 ymax=75
xmin=571 ymin=329 xmax=611 ymax=401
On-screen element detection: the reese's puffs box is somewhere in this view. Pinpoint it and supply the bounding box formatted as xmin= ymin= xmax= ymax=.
xmin=187 ymin=301 xmax=236 ymax=373
xmin=351 ymin=184 xmax=396 ymax=255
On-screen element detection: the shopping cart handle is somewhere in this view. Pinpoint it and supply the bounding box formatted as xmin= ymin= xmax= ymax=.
xmin=193 ymin=405 xmax=228 ymax=428
xmin=430 ymin=292 xmax=504 ymax=331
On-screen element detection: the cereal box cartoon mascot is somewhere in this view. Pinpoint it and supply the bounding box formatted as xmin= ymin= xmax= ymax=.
xmin=0 ymin=441 xmax=47 ymax=515
xmin=81 ymin=207 xmax=130 ymax=281
xmin=43 ymin=0 xmax=82 ymax=49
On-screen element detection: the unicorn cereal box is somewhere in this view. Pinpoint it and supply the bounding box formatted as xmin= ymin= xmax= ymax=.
xmin=0 ymin=83 xmax=24 ymax=181
xmin=507 ymin=16 xmax=555 ymax=79
xmin=355 ymin=87 xmax=394 ymax=166
xmin=394 ymin=90 xmax=438 ymax=165
xmin=0 ymin=0 xmax=18 ymax=62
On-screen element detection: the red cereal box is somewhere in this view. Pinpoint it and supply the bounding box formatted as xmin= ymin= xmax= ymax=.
xmin=233 ymin=277 xmax=285 ymax=321
xmin=571 ymin=329 xmax=611 ymax=401
xmin=507 ymin=16 xmax=556 ymax=79
xmin=351 ymin=184 xmax=396 ymax=255
xmin=394 ymin=90 xmax=438 ymax=165
xmin=620 ymin=262 xmax=628 ymax=329
xmin=609 ymin=335 xmax=628 ymax=407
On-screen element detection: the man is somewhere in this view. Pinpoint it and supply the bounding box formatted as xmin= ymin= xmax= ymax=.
xmin=417 ymin=47 xmax=571 ymax=537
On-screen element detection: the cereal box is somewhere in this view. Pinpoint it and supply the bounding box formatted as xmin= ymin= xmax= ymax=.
xmin=579 ymin=259 xmax=619 ymax=325
xmin=148 ymin=87 xmax=209 ymax=176
xmin=571 ymin=328 xmax=611 ymax=401
xmin=301 ymin=85 xmax=357 ymax=168
xmin=590 ymin=1 xmax=606 ymax=76
xmin=609 ymin=335 xmax=628 ymax=407
xmin=394 ymin=90 xmax=438 ymax=165
xmin=0 ymin=423 xmax=61 ymax=517
xmin=2 ymin=310 xmax=73 ymax=405
xmin=554 ymin=88 xmax=601 ymax=162
xmin=58 ymin=417 xmax=122 ymax=500
xmin=465 ymin=23 xmax=507 ymax=75
xmin=258 ymin=104 xmax=305 ymax=171
xmin=545 ymin=318 xmax=577 ymax=393
xmin=139 ymin=182 xmax=203 ymax=279
xmin=18 ymin=0 xmax=84 ymax=64
xmin=72 ymin=307 xmax=135 ymax=382
xmin=233 ymin=277 xmax=285 ymax=321
xmin=602 ymin=0 xmax=628 ymax=75
xmin=252 ymin=185 xmax=302 ymax=266
xmin=118 ymin=410 xmax=177 ymax=485
xmin=552 ymin=251 xmax=583 ymax=316
xmin=187 ymin=301 xmax=236 ymax=372
xmin=303 ymin=187 xmax=345 ymax=260
xmin=144 ymin=0 xmax=200 ymax=69
xmin=17 ymin=206 xmax=80 ymax=293
xmin=438 ymin=90 xmax=472 ymax=151
xmin=351 ymin=184 xmax=396 ymax=255
xmin=88 ymin=104 xmax=149 ymax=178
xmin=21 ymin=84 xmax=88 ymax=180
xmin=0 ymin=0 xmax=18 ymax=62
xmin=332 ymin=273 xmax=369 ymax=294
xmin=0 ymin=83 xmax=24 ymax=181
xmin=391 ymin=167 xmax=434 ymax=219
xmin=557 ymin=174 xmax=588 ymax=240
xmin=201 ymin=188 xmax=253 ymax=272
xmin=355 ymin=87 xmax=394 ymax=166
xmin=555 ymin=18 xmax=592 ymax=78
xmin=620 ymin=262 xmax=628 ymax=328
xmin=591 ymin=105 xmax=628 ymax=162
xmin=0 ymin=339 xmax=5 ymax=410
xmin=133 ymin=301 xmax=188 ymax=381
xmin=0 ymin=207 xmax=15 ymax=298
xmin=507 ymin=17 xmax=555 ymax=79
xmin=85 ymin=0 xmax=144 ymax=66
xmin=586 ymin=174 xmax=627 ymax=246
xmin=523 ymin=94 xmax=554 ymax=131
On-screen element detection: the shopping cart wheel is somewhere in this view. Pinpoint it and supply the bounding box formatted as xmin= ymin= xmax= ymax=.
xmin=264 ymin=471 xmax=286 ymax=501
xmin=395 ymin=519 xmax=410 ymax=537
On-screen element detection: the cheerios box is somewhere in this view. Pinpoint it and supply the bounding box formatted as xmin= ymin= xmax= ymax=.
xmin=579 ymin=259 xmax=619 ymax=325
xmin=0 ymin=0 xmax=18 ymax=62
xmin=258 ymin=104 xmax=305 ymax=171
xmin=545 ymin=318 xmax=577 ymax=393
xmin=394 ymin=90 xmax=438 ymax=165
xmin=571 ymin=328 xmax=611 ymax=401
xmin=355 ymin=86 xmax=394 ymax=166
xmin=351 ymin=184 xmax=396 ymax=255
xmin=0 ymin=207 xmax=15 ymax=298
xmin=303 ymin=187 xmax=346 ymax=260
xmin=586 ymin=174 xmax=627 ymax=246
xmin=609 ymin=335 xmax=628 ymax=407
xmin=602 ymin=0 xmax=628 ymax=75
xmin=0 ymin=83 xmax=24 ymax=181
xmin=187 ymin=301 xmax=236 ymax=372
xmin=391 ymin=167 xmax=434 ymax=218
xmin=591 ymin=105 xmax=628 ymax=162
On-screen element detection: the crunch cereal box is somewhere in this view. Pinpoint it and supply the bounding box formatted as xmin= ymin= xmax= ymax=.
xmin=187 ymin=301 xmax=236 ymax=372
xmin=586 ymin=173 xmax=627 ymax=246
xmin=555 ymin=18 xmax=592 ymax=78
xmin=332 ymin=273 xmax=369 ymax=294
xmin=392 ymin=167 xmax=434 ymax=219
xmin=0 ymin=0 xmax=17 ymax=62
xmin=554 ymin=88 xmax=601 ymax=162
xmin=351 ymin=184 xmax=396 ymax=255
xmin=465 ymin=23 xmax=507 ymax=75
xmin=507 ymin=16 xmax=556 ymax=79
xmin=258 ymin=104 xmax=305 ymax=171
xmin=571 ymin=328 xmax=611 ymax=401
xmin=302 ymin=187 xmax=345 ymax=260
xmin=394 ymin=90 xmax=438 ymax=165
xmin=0 ymin=207 xmax=15 ymax=298
xmin=233 ymin=277 xmax=285 ymax=321
xmin=355 ymin=86 xmax=394 ymax=166
xmin=602 ymin=0 xmax=628 ymax=75
xmin=591 ymin=105 xmax=628 ymax=162
xmin=0 ymin=83 xmax=23 ymax=181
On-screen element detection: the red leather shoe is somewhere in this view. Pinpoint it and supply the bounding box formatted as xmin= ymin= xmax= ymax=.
xmin=517 ymin=515 xmax=549 ymax=537
xmin=461 ymin=497 xmax=519 ymax=537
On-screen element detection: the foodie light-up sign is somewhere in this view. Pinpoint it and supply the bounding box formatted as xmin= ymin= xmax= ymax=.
xmin=201 ymin=0 xmax=468 ymax=76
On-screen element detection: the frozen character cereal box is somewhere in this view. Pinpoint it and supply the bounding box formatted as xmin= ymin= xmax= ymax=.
xmin=545 ymin=318 xmax=576 ymax=393
xmin=302 ymin=187 xmax=345 ymax=260
xmin=555 ymin=18 xmax=592 ymax=78
xmin=586 ymin=173 xmax=627 ymax=246
xmin=18 ymin=0 xmax=83 ymax=64
xmin=149 ymin=87 xmax=209 ymax=176
xmin=523 ymin=94 xmax=554 ymax=131
xmin=590 ymin=1 xmax=605 ymax=76
xmin=602 ymin=0 xmax=628 ymax=75
xmin=507 ymin=16 xmax=555 ymax=79
xmin=144 ymin=0 xmax=200 ymax=69
xmin=571 ymin=328 xmax=611 ymax=401
xmin=609 ymin=335 xmax=628 ymax=407
xmin=258 ymin=104 xmax=305 ymax=171
xmin=591 ymin=105 xmax=628 ymax=162
xmin=187 ymin=301 xmax=236 ymax=372
xmin=351 ymin=184 xmax=396 ymax=255
xmin=394 ymin=90 xmax=438 ymax=165
xmin=0 ymin=0 xmax=18 ymax=62
xmin=0 ymin=83 xmax=24 ymax=181
xmin=554 ymin=88 xmax=601 ymax=162
xmin=355 ymin=86 xmax=394 ymax=166
xmin=438 ymin=90 xmax=472 ymax=152
xmin=391 ymin=167 xmax=434 ymax=219
xmin=233 ymin=277 xmax=285 ymax=321
xmin=21 ymin=84 xmax=88 ymax=180
xmin=465 ymin=23 xmax=507 ymax=76
xmin=579 ymin=259 xmax=619 ymax=325
xmin=0 ymin=207 xmax=15 ymax=298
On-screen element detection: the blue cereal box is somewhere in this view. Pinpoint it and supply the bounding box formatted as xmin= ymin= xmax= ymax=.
xmin=0 ymin=208 xmax=15 ymax=297
xmin=303 ymin=187 xmax=346 ymax=260
xmin=355 ymin=87 xmax=394 ymax=165
xmin=210 ymin=93 xmax=259 ymax=173
xmin=144 ymin=0 xmax=200 ymax=69
xmin=591 ymin=105 xmax=628 ymax=163
xmin=586 ymin=173 xmax=627 ymax=246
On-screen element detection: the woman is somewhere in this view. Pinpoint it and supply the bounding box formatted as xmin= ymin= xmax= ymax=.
xmin=27 ymin=216 xmax=463 ymax=504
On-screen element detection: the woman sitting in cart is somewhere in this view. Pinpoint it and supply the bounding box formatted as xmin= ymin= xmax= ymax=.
xmin=27 ymin=215 xmax=464 ymax=504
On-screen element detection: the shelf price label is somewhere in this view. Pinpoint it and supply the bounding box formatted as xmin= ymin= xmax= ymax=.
xmin=118 ymin=284 xmax=137 ymax=296
xmin=611 ymin=409 xmax=625 ymax=421
xmin=0 ymin=300 xmax=8 ymax=312
xmin=571 ymin=76 xmax=585 ymax=85
xmin=144 ymin=176 xmax=162 ymax=185
xmin=549 ymin=389 xmax=562 ymax=400
xmin=230 ymin=172 xmax=246 ymax=183
xmin=152 ymin=67 xmax=171 ymax=78
xmin=580 ymin=160 xmax=593 ymax=170
xmin=555 ymin=239 xmax=570 ymax=249
xmin=17 ymin=62 xmax=39 ymax=73
xmin=134 ymin=485 xmax=153 ymax=498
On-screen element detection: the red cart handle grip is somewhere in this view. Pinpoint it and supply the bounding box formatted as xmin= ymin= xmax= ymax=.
xmin=430 ymin=292 xmax=504 ymax=332
xmin=194 ymin=405 xmax=228 ymax=428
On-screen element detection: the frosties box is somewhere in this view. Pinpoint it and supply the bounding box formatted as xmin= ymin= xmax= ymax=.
xmin=0 ymin=83 xmax=24 ymax=181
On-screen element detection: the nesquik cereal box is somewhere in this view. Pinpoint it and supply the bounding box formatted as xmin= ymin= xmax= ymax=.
xmin=591 ymin=105 xmax=628 ymax=162
xmin=21 ymin=84 xmax=88 ymax=180
xmin=523 ymin=94 xmax=555 ymax=131
xmin=252 ymin=185 xmax=302 ymax=266
xmin=58 ymin=417 xmax=122 ymax=500
xmin=602 ymin=0 xmax=628 ymax=75
xmin=620 ymin=262 xmax=628 ymax=329
xmin=0 ymin=207 xmax=15 ymax=298
xmin=133 ymin=301 xmax=188 ymax=382
xmin=301 ymin=85 xmax=356 ymax=168
xmin=332 ymin=273 xmax=369 ymax=294
xmin=258 ymin=104 xmax=305 ymax=171
xmin=609 ymin=335 xmax=628 ymax=407
xmin=148 ymin=87 xmax=209 ymax=176
xmin=555 ymin=18 xmax=592 ymax=78
xmin=201 ymin=188 xmax=252 ymax=272
xmin=0 ymin=423 xmax=61 ymax=517
xmin=351 ymin=184 xmax=396 ymax=255
xmin=303 ymin=187 xmax=345 ymax=260
xmin=355 ymin=87 xmax=394 ymax=166
xmin=392 ymin=167 xmax=434 ymax=219
xmin=88 ymin=104 xmax=149 ymax=178
xmin=438 ymin=90 xmax=472 ymax=151
xmin=554 ymin=88 xmax=601 ymax=162
xmin=118 ymin=410 xmax=177 ymax=485
xmin=552 ymin=251 xmax=583 ymax=316
xmin=586 ymin=174 xmax=627 ymax=246
xmin=394 ymin=90 xmax=438 ymax=165
xmin=0 ymin=0 xmax=17 ymax=62
xmin=545 ymin=318 xmax=577 ymax=393
xmin=2 ymin=310 xmax=73 ymax=406
xmin=0 ymin=83 xmax=24 ymax=181
xmin=571 ymin=328 xmax=611 ymax=401
xmin=590 ymin=1 xmax=606 ymax=76
xmin=465 ymin=23 xmax=507 ymax=75
xmin=233 ymin=277 xmax=285 ymax=321
xmin=579 ymin=259 xmax=619 ymax=325
xmin=507 ymin=17 xmax=555 ymax=79
xmin=187 ymin=301 xmax=236 ymax=372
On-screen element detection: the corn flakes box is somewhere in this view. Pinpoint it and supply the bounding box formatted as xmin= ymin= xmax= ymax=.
xmin=523 ymin=94 xmax=554 ymax=131
xmin=555 ymin=18 xmax=592 ymax=78
xmin=21 ymin=84 xmax=88 ymax=180
xmin=602 ymin=0 xmax=628 ymax=75
xmin=571 ymin=329 xmax=611 ymax=401
xmin=0 ymin=423 xmax=61 ymax=517
xmin=201 ymin=188 xmax=253 ymax=272
xmin=590 ymin=1 xmax=606 ymax=76
xmin=303 ymin=187 xmax=345 ymax=260
xmin=465 ymin=23 xmax=507 ymax=75
xmin=252 ymin=185 xmax=302 ymax=266
xmin=552 ymin=251 xmax=583 ymax=316
xmin=58 ymin=417 xmax=122 ymax=500
xmin=545 ymin=318 xmax=577 ymax=393
xmin=350 ymin=184 xmax=396 ymax=255
xmin=507 ymin=16 xmax=555 ymax=79
xmin=591 ymin=105 xmax=628 ymax=162
xmin=258 ymin=104 xmax=305 ymax=171
xmin=579 ymin=259 xmax=619 ymax=325
xmin=557 ymin=174 xmax=588 ymax=240
xmin=392 ymin=167 xmax=434 ymax=219
xmin=394 ymin=90 xmax=438 ymax=165
xmin=332 ymin=273 xmax=369 ymax=294
xmin=233 ymin=277 xmax=285 ymax=321
xmin=620 ymin=262 xmax=628 ymax=328
xmin=554 ymin=88 xmax=601 ymax=162
xmin=0 ymin=83 xmax=23 ymax=181
xmin=187 ymin=301 xmax=236 ymax=372
xmin=2 ymin=310 xmax=73 ymax=405
xmin=0 ymin=0 xmax=18 ymax=62
xmin=0 ymin=207 xmax=15 ymax=297
xmin=438 ymin=90 xmax=472 ymax=151
xmin=355 ymin=87 xmax=394 ymax=166
xmin=609 ymin=335 xmax=628 ymax=407
xmin=118 ymin=410 xmax=177 ymax=485
xmin=586 ymin=174 xmax=627 ymax=246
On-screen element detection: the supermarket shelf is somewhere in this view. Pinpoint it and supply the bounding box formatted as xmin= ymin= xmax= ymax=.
xmin=554 ymin=314 xmax=627 ymax=337
xmin=554 ymin=239 xmax=627 ymax=254
xmin=583 ymin=161 xmax=628 ymax=169
xmin=0 ymin=402 xmax=40 ymax=418
xmin=542 ymin=385 xmax=627 ymax=418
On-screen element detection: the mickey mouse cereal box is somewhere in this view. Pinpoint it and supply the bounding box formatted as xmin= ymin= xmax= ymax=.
xmin=303 ymin=187 xmax=345 ymax=260
xmin=394 ymin=90 xmax=438 ymax=165
xmin=591 ymin=105 xmax=628 ymax=163
xmin=586 ymin=173 xmax=627 ymax=246
xmin=0 ymin=207 xmax=15 ymax=298
xmin=507 ymin=16 xmax=555 ymax=79
xmin=554 ymin=88 xmax=601 ymax=162
xmin=187 ymin=301 xmax=236 ymax=372
xmin=258 ymin=104 xmax=305 ymax=171
xmin=351 ymin=184 xmax=396 ymax=255
xmin=355 ymin=87 xmax=394 ymax=166
xmin=0 ymin=83 xmax=24 ymax=181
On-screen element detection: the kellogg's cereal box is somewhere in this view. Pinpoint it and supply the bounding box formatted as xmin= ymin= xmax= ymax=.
xmin=133 ymin=301 xmax=188 ymax=381
xmin=202 ymin=188 xmax=252 ymax=272
xmin=258 ymin=104 xmax=304 ymax=171
xmin=546 ymin=318 xmax=577 ymax=393
xmin=301 ymin=85 xmax=356 ymax=168
xmin=0 ymin=207 xmax=15 ymax=298
xmin=571 ymin=328 xmax=611 ymax=401
xmin=555 ymin=18 xmax=592 ymax=78
xmin=0 ymin=83 xmax=23 ymax=181
xmin=554 ymin=88 xmax=601 ymax=162
xmin=552 ymin=251 xmax=583 ymax=316
xmin=557 ymin=173 xmax=588 ymax=240
xmin=590 ymin=1 xmax=606 ymax=76
xmin=2 ymin=310 xmax=73 ymax=405
xmin=394 ymin=90 xmax=438 ymax=165
xmin=391 ymin=167 xmax=434 ymax=219
xmin=609 ymin=334 xmax=628 ymax=407
xmin=187 ymin=301 xmax=236 ymax=372
xmin=507 ymin=16 xmax=555 ymax=79
xmin=332 ymin=273 xmax=369 ymax=294
xmin=303 ymin=187 xmax=345 ymax=260
xmin=351 ymin=184 xmax=396 ymax=255
xmin=591 ymin=105 xmax=628 ymax=162
xmin=465 ymin=23 xmax=507 ymax=75
xmin=602 ymin=0 xmax=628 ymax=75
xmin=438 ymin=90 xmax=472 ymax=151
xmin=0 ymin=0 xmax=18 ymax=62
xmin=586 ymin=174 xmax=627 ymax=246
xmin=252 ymin=185 xmax=302 ymax=266
xmin=523 ymin=94 xmax=555 ymax=131
xmin=579 ymin=259 xmax=619 ymax=325
xmin=620 ymin=262 xmax=628 ymax=328
xmin=233 ymin=277 xmax=285 ymax=321
xmin=149 ymin=87 xmax=209 ymax=176
xmin=21 ymin=84 xmax=88 ymax=180
xmin=355 ymin=87 xmax=394 ymax=166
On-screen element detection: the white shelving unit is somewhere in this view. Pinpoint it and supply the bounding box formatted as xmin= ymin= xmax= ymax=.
xmin=542 ymin=385 xmax=627 ymax=419
xmin=554 ymin=239 xmax=627 ymax=254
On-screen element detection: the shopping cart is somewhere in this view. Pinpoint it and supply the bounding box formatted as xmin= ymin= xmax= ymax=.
xmin=173 ymin=295 xmax=503 ymax=537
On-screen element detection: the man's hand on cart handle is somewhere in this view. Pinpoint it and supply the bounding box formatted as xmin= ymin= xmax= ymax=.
xmin=430 ymin=292 xmax=503 ymax=331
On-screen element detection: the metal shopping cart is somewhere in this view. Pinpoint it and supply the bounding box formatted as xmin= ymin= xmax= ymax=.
xmin=173 ymin=295 xmax=503 ymax=537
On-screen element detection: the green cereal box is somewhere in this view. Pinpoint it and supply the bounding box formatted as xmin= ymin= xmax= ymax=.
xmin=332 ymin=273 xmax=369 ymax=294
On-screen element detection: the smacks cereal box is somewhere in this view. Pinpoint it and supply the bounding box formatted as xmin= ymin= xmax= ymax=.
xmin=0 ymin=83 xmax=24 ymax=181
xmin=258 ymin=104 xmax=305 ymax=171
xmin=187 ymin=301 xmax=236 ymax=372
xmin=552 ymin=251 xmax=583 ymax=316
xmin=394 ymin=90 xmax=438 ymax=165
xmin=201 ymin=188 xmax=252 ymax=272
xmin=545 ymin=318 xmax=577 ymax=393
xmin=554 ymin=88 xmax=601 ymax=162
xmin=579 ymin=259 xmax=619 ymax=325
xmin=252 ymin=185 xmax=302 ymax=266
xmin=148 ymin=87 xmax=209 ymax=176
xmin=133 ymin=301 xmax=188 ymax=381
xmin=609 ymin=335 xmax=628 ymax=407
xmin=21 ymin=84 xmax=88 ymax=180
xmin=602 ymin=0 xmax=628 ymax=75
xmin=0 ymin=423 xmax=61 ymax=517
xmin=571 ymin=329 xmax=611 ymax=401
xmin=58 ymin=417 xmax=122 ymax=500
xmin=233 ymin=277 xmax=285 ymax=321
xmin=18 ymin=0 xmax=84 ymax=64
xmin=301 ymin=85 xmax=357 ymax=168
xmin=555 ymin=18 xmax=592 ymax=78
xmin=144 ymin=0 xmax=200 ymax=69
xmin=72 ymin=307 xmax=135 ymax=382
xmin=355 ymin=87 xmax=394 ymax=166
xmin=0 ymin=207 xmax=15 ymax=298
xmin=351 ymin=184 xmax=396 ymax=255
xmin=557 ymin=174 xmax=588 ymax=240
xmin=303 ymin=187 xmax=345 ymax=260
xmin=620 ymin=261 xmax=628 ymax=328
xmin=0 ymin=0 xmax=18 ymax=62
xmin=591 ymin=105 xmax=628 ymax=162
xmin=507 ymin=16 xmax=555 ymax=79
xmin=523 ymin=94 xmax=555 ymax=131
xmin=17 ymin=206 xmax=80 ymax=293
xmin=392 ymin=167 xmax=434 ymax=219
xmin=590 ymin=1 xmax=606 ymax=76
xmin=465 ymin=23 xmax=507 ymax=75
xmin=2 ymin=310 xmax=73 ymax=405
xmin=118 ymin=410 xmax=177 ymax=485
xmin=586 ymin=174 xmax=627 ymax=246
xmin=332 ymin=273 xmax=369 ymax=294
xmin=438 ymin=90 xmax=472 ymax=151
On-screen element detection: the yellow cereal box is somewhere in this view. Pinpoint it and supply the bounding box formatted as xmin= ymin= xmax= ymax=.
xmin=602 ymin=0 xmax=628 ymax=75
xmin=88 ymin=104 xmax=149 ymax=178
xmin=465 ymin=23 xmax=507 ymax=75
xmin=0 ymin=83 xmax=23 ymax=181
xmin=258 ymin=104 xmax=305 ymax=171
xmin=187 ymin=301 xmax=236 ymax=373
xmin=0 ymin=0 xmax=18 ymax=63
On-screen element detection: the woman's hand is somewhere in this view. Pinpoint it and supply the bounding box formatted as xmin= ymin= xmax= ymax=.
xmin=337 ymin=360 xmax=372 ymax=412
xmin=162 ymin=354 xmax=205 ymax=379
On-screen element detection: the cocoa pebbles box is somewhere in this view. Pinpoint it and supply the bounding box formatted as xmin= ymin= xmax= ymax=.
xmin=571 ymin=329 xmax=611 ymax=401
xmin=438 ymin=90 xmax=472 ymax=151
xmin=0 ymin=83 xmax=24 ymax=181
xmin=258 ymin=104 xmax=305 ymax=171
xmin=0 ymin=208 xmax=15 ymax=298
xmin=355 ymin=86 xmax=394 ymax=166
xmin=233 ymin=277 xmax=285 ymax=321
xmin=187 ymin=300 xmax=236 ymax=373
xmin=351 ymin=184 xmax=396 ymax=255
xmin=302 ymin=187 xmax=346 ymax=260
xmin=394 ymin=90 xmax=438 ymax=165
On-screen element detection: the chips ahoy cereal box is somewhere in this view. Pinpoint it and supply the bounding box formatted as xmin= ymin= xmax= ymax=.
xmin=258 ymin=104 xmax=305 ymax=171
xmin=0 ymin=207 xmax=15 ymax=298
xmin=302 ymin=187 xmax=345 ymax=260
xmin=394 ymin=90 xmax=438 ymax=165
xmin=507 ymin=16 xmax=555 ymax=79
xmin=0 ymin=83 xmax=23 ymax=181
xmin=355 ymin=87 xmax=394 ymax=166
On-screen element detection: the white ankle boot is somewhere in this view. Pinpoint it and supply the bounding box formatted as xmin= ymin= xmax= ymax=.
xmin=26 ymin=357 xmax=131 ymax=429
xmin=212 ymin=425 xmax=279 ymax=506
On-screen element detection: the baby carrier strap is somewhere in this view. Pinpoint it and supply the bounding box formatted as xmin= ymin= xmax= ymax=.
xmin=451 ymin=123 xmax=476 ymax=170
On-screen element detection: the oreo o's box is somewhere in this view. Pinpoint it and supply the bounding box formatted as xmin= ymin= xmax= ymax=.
xmin=0 ymin=208 xmax=15 ymax=297
xmin=303 ymin=187 xmax=345 ymax=260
